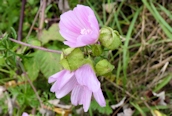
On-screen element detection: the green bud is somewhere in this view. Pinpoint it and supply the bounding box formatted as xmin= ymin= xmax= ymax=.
xmin=91 ymin=44 xmax=102 ymax=56
xmin=60 ymin=48 xmax=85 ymax=71
xmin=99 ymin=27 xmax=121 ymax=50
xmin=95 ymin=59 xmax=114 ymax=76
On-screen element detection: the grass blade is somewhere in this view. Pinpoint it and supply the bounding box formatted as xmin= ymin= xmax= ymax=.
xmin=158 ymin=3 xmax=172 ymax=20
xmin=150 ymin=2 xmax=172 ymax=33
xmin=142 ymin=0 xmax=172 ymax=39
xmin=122 ymin=7 xmax=142 ymax=86
xmin=130 ymin=102 xmax=146 ymax=116
xmin=154 ymin=74 xmax=172 ymax=92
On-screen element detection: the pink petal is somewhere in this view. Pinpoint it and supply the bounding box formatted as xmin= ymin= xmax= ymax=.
xmin=63 ymin=41 xmax=77 ymax=48
xmin=93 ymin=89 xmax=106 ymax=107
xmin=55 ymin=76 xmax=77 ymax=98
xmin=60 ymin=10 xmax=83 ymax=30
xmin=50 ymin=81 xmax=59 ymax=92
xmin=59 ymin=21 xmax=79 ymax=42
xmin=74 ymin=5 xmax=99 ymax=41
xmin=22 ymin=112 xmax=29 ymax=116
xmin=48 ymin=70 xmax=66 ymax=83
xmin=59 ymin=29 xmax=78 ymax=43
xmin=77 ymin=34 xmax=97 ymax=46
xmin=57 ymin=71 xmax=74 ymax=89
xmin=49 ymin=70 xmax=74 ymax=92
xmin=75 ymin=64 xmax=100 ymax=92
xmin=71 ymin=85 xmax=82 ymax=106
xmin=59 ymin=5 xmax=99 ymax=48
xmin=59 ymin=11 xmax=83 ymax=37
xmin=73 ymin=5 xmax=91 ymax=28
xmin=88 ymin=15 xmax=99 ymax=34
xmin=80 ymin=87 xmax=92 ymax=112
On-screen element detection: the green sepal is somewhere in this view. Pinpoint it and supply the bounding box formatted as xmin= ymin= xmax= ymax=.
xmin=95 ymin=59 xmax=114 ymax=76
xmin=91 ymin=44 xmax=102 ymax=56
xmin=60 ymin=48 xmax=85 ymax=71
xmin=99 ymin=27 xmax=121 ymax=50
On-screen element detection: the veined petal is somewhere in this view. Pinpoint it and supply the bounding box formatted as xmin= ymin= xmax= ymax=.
xmin=60 ymin=10 xmax=83 ymax=30
xmin=77 ymin=34 xmax=97 ymax=46
xmin=93 ymin=89 xmax=106 ymax=107
xmin=55 ymin=76 xmax=77 ymax=98
xmin=81 ymin=87 xmax=92 ymax=112
xmin=88 ymin=15 xmax=99 ymax=34
xmin=48 ymin=70 xmax=66 ymax=83
xmin=64 ymin=41 xmax=77 ymax=48
xmin=75 ymin=64 xmax=100 ymax=92
xmin=71 ymin=85 xmax=83 ymax=106
xmin=59 ymin=29 xmax=78 ymax=42
xmin=57 ymin=71 xmax=75 ymax=90
xmin=50 ymin=81 xmax=59 ymax=92
xmin=59 ymin=5 xmax=99 ymax=48
xmin=73 ymin=5 xmax=91 ymax=28
xmin=49 ymin=70 xmax=74 ymax=92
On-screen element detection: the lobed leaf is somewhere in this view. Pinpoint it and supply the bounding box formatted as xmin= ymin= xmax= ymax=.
xmin=40 ymin=23 xmax=64 ymax=45
xmin=35 ymin=48 xmax=61 ymax=78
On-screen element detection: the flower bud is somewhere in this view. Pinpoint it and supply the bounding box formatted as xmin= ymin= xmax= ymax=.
xmin=91 ymin=44 xmax=102 ymax=56
xmin=95 ymin=59 xmax=114 ymax=76
xmin=60 ymin=48 xmax=85 ymax=71
xmin=99 ymin=27 xmax=121 ymax=50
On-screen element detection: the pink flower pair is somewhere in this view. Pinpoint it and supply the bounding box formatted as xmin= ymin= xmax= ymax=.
xmin=48 ymin=4 xmax=105 ymax=112
xmin=48 ymin=64 xmax=106 ymax=112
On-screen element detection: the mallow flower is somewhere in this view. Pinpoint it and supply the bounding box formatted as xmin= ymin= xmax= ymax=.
xmin=59 ymin=5 xmax=99 ymax=48
xmin=48 ymin=64 xmax=106 ymax=112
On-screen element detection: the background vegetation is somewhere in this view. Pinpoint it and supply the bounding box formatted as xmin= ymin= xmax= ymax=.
xmin=0 ymin=0 xmax=172 ymax=115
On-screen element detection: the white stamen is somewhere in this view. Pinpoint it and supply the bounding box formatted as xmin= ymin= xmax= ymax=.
xmin=80 ymin=28 xmax=92 ymax=35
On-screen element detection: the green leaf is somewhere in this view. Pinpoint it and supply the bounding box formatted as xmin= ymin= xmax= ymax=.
xmin=28 ymin=37 xmax=41 ymax=46
xmin=10 ymin=27 xmax=17 ymax=39
xmin=89 ymin=100 xmax=112 ymax=115
xmin=0 ymin=56 xmax=5 ymax=66
xmin=130 ymin=102 xmax=146 ymax=116
xmin=154 ymin=74 xmax=172 ymax=92
xmin=23 ymin=55 xmax=39 ymax=81
xmin=8 ymin=85 xmax=39 ymax=108
xmin=35 ymin=48 xmax=61 ymax=78
xmin=40 ymin=23 xmax=64 ymax=45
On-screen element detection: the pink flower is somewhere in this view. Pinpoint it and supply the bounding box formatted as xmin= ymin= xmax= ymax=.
xmin=59 ymin=5 xmax=99 ymax=48
xmin=22 ymin=112 xmax=29 ymax=116
xmin=48 ymin=70 xmax=77 ymax=98
xmin=48 ymin=64 xmax=106 ymax=112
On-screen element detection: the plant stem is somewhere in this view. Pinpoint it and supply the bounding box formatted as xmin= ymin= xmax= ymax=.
xmin=17 ymin=0 xmax=26 ymax=41
xmin=18 ymin=60 xmax=43 ymax=108
xmin=9 ymin=38 xmax=62 ymax=54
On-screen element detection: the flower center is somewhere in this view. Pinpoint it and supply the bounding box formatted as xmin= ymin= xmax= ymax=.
xmin=80 ymin=28 xmax=92 ymax=35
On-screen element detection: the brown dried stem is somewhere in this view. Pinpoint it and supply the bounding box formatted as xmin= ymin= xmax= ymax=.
xmin=17 ymin=0 xmax=26 ymax=41
xmin=38 ymin=0 xmax=46 ymax=39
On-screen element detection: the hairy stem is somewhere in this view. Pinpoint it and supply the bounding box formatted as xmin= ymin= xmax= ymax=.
xmin=9 ymin=38 xmax=62 ymax=54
